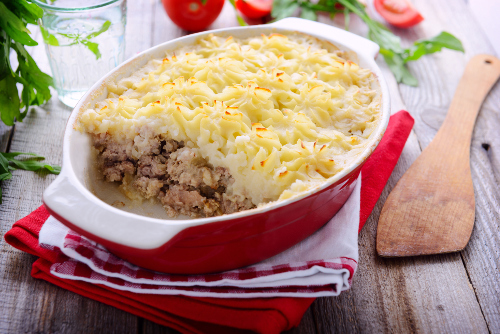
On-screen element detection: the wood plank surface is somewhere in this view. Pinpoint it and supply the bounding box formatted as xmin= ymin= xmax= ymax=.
xmin=396 ymin=0 xmax=500 ymax=332
xmin=0 ymin=0 xmax=499 ymax=333
xmin=0 ymin=3 xmax=143 ymax=334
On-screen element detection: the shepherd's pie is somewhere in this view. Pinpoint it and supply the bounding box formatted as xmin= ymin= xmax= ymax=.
xmin=77 ymin=33 xmax=382 ymax=218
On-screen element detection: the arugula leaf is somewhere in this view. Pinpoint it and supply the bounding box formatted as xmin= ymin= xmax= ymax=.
xmin=0 ymin=74 xmax=21 ymax=126
xmin=4 ymin=0 xmax=44 ymax=25
xmin=2 ymin=152 xmax=60 ymax=174
xmin=343 ymin=6 xmax=349 ymax=30
xmin=0 ymin=30 xmax=11 ymax=80
xmin=0 ymin=172 xmax=12 ymax=181
xmin=0 ymin=153 xmax=11 ymax=203
xmin=405 ymin=31 xmax=464 ymax=62
xmin=380 ymin=49 xmax=418 ymax=86
xmin=0 ymin=2 xmax=38 ymax=46
xmin=8 ymin=159 xmax=61 ymax=174
xmin=227 ymin=0 xmax=248 ymax=26
xmin=56 ymin=20 xmax=111 ymax=59
xmin=0 ymin=151 xmax=61 ymax=203
xmin=80 ymin=20 xmax=111 ymax=59
xmin=0 ymin=0 xmax=52 ymax=126
xmin=85 ymin=20 xmax=111 ymax=41
xmin=2 ymin=152 xmax=45 ymax=159
xmin=13 ymin=43 xmax=53 ymax=117
xmin=307 ymin=0 xmax=464 ymax=86
xmin=0 ymin=153 xmax=9 ymax=175
xmin=300 ymin=7 xmax=318 ymax=21
xmin=81 ymin=40 xmax=101 ymax=59
xmin=40 ymin=26 xmax=59 ymax=46
xmin=231 ymin=0 xmax=466 ymax=85
xmin=272 ymin=0 xmax=299 ymax=21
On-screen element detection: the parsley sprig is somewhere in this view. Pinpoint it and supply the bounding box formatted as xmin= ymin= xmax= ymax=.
xmin=0 ymin=0 xmax=53 ymax=126
xmin=268 ymin=0 xmax=465 ymax=86
xmin=0 ymin=152 xmax=61 ymax=203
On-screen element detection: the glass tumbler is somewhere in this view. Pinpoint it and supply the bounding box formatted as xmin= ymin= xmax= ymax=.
xmin=33 ymin=0 xmax=127 ymax=108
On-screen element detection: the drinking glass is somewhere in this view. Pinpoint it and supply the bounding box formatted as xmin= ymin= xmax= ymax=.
xmin=33 ymin=0 xmax=127 ymax=108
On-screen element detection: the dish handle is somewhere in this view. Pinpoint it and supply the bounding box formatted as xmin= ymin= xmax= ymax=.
xmin=270 ymin=17 xmax=380 ymax=59
xmin=42 ymin=170 xmax=187 ymax=250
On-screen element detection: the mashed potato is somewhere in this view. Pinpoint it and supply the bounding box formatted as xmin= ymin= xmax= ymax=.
xmin=77 ymin=32 xmax=381 ymax=215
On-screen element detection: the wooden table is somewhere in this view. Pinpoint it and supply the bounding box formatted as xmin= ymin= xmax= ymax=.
xmin=1 ymin=0 xmax=499 ymax=332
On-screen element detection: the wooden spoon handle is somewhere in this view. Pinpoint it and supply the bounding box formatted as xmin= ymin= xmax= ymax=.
xmin=376 ymin=55 xmax=500 ymax=257
xmin=438 ymin=55 xmax=500 ymax=150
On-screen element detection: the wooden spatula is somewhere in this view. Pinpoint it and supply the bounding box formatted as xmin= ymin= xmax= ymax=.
xmin=377 ymin=54 xmax=500 ymax=257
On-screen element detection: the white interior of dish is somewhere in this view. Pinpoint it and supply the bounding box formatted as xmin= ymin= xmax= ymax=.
xmin=43 ymin=18 xmax=391 ymax=249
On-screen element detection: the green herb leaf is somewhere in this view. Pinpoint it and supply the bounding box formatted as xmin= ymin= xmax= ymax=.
xmin=0 ymin=0 xmax=52 ymax=125
xmin=2 ymin=152 xmax=45 ymax=159
xmin=85 ymin=20 xmax=111 ymax=40
xmin=81 ymin=40 xmax=102 ymax=59
xmin=228 ymin=0 xmax=248 ymax=26
xmin=13 ymin=43 xmax=53 ymax=117
xmin=0 ymin=151 xmax=60 ymax=203
xmin=405 ymin=31 xmax=464 ymax=62
xmin=0 ymin=74 xmax=21 ymax=126
xmin=8 ymin=158 xmax=61 ymax=174
xmin=343 ymin=6 xmax=349 ymax=30
xmin=0 ymin=172 xmax=12 ymax=181
xmin=0 ymin=153 xmax=10 ymax=175
xmin=0 ymin=2 xmax=38 ymax=46
xmin=380 ymin=49 xmax=418 ymax=86
xmin=53 ymin=20 xmax=111 ymax=59
xmin=0 ymin=31 xmax=11 ymax=80
xmin=200 ymin=0 xmax=208 ymax=4
xmin=40 ymin=26 xmax=59 ymax=46
xmin=5 ymin=0 xmax=44 ymax=25
xmin=300 ymin=7 xmax=318 ymax=21
xmin=272 ymin=0 xmax=299 ymax=21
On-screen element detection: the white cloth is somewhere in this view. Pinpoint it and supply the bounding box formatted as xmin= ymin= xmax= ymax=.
xmin=38 ymin=176 xmax=360 ymax=298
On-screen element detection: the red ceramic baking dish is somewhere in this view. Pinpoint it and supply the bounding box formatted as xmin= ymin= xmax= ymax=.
xmin=43 ymin=18 xmax=391 ymax=274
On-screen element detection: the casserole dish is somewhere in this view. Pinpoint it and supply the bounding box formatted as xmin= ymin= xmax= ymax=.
xmin=43 ymin=18 xmax=390 ymax=274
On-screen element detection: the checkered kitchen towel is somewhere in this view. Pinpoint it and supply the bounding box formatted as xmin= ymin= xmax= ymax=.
xmin=38 ymin=176 xmax=360 ymax=298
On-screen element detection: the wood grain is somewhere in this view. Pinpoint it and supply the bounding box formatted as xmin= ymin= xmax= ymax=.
xmin=395 ymin=0 xmax=500 ymax=331
xmin=293 ymin=53 xmax=489 ymax=333
xmin=377 ymin=55 xmax=500 ymax=257
xmin=1 ymin=0 xmax=499 ymax=333
xmin=0 ymin=5 xmax=141 ymax=334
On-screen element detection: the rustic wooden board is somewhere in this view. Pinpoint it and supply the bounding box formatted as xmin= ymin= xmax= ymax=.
xmin=0 ymin=123 xmax=11 ymax=153
xmin=0 ymin=6 xmax=141 ymax=334
xmin=395 ymin=0 xmax=500 ymax=331
xmin=288 ymin=56 xmax=489 ymax=333
xmin=0 ymin=0 xmax=499 ymax=333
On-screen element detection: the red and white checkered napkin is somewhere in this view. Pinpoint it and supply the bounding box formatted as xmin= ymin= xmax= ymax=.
xmin=38 ymin=176 xmax=360 ymax=298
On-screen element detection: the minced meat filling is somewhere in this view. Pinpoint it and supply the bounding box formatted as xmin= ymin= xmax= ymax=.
xmin=93 ymin=133 xmax=255 ymax=218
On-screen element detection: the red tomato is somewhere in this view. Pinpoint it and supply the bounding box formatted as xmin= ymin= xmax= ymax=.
xmin=374 ymin=0 xmax=423 ymax=28
xmin=235 ymin=0 xmax=272 ymax=19
xmin=162 ymin=0 xmax=225 ymax=32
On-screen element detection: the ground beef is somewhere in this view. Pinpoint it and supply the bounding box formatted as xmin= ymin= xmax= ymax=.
xmin=137 ymin=155 xmax=167 ymax=178
xmin=92 ymin=132 xmax=256 ymax=217
xmin=162 ymin=139 xmax=182 ymax=157
xmin=167 ymin=147 xmax=223 ymax=189
xmin=159 ymin=184 xmax=221 ymax=218
xmin=134 ymin=132 xmax=161 ymax=156
xmin=133 ymin=177 xmax=164 ymax=198
xmin=102 ymin=161 xmax=135 ymax=182
xmin=222 ymin=193 xmax=255 ymax=214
